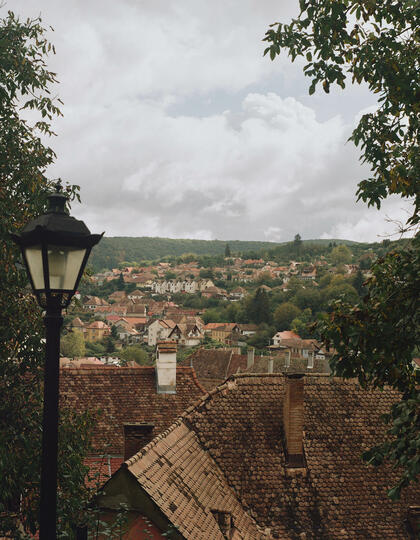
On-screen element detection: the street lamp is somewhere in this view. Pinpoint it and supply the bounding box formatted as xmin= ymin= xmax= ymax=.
xmin=11 ymin=183 xmax=103 ymax=539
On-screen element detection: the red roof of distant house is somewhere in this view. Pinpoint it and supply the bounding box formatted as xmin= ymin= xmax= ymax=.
xmin=86 ymin=321 xmax=110 ymax=329
xmin=275 ymin=330 xmax=301 ymax=340
xmin=122 ymin=316 xmax=148 ymax=328
xmin=105 ymin=315 xmax=123 ymax=323
xmin=204 ymin=322 xmax=237 ymax=331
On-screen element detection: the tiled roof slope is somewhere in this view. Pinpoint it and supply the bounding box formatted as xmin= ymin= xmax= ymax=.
xmin=59 ymin=367 xmax=205 ymax=455
xmin=246 ymin=355 xmax=330 ymax=375
xmin=184 ymin=349 xmax=234 ymax=390
xmin=125 ymin=421 xmax=265 ymax=540
xmin=124 ymin=374 xmax=419 ymax=539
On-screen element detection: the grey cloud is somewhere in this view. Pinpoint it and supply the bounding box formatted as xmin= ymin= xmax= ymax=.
xmin=5 ymin=1 xmax=411 ymax=243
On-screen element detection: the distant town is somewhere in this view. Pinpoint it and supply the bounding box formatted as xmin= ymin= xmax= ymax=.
xmin=60 ymin=236 xmax=399 ymax=380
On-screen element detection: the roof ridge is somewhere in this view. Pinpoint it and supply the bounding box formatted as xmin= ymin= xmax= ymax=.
xmin=60 ymin=366 xmax=155 ymax=374
xmin=122 ymin=372 xmax=363 ymax=469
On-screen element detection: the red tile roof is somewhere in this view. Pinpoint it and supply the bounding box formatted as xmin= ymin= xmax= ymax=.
xmin=124 ymin=422 xmax=263 ymax=539
xmin=117 ymin=374 xmax=420 ymax=539
xmin=85 ymin=320 xmax=110 ymax=329
xmin=59 ymin=367 xmax=205 ymax=456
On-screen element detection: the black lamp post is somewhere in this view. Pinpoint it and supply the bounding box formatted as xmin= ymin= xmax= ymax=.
xmin=11 ymin=184 xmax=103 ymax=539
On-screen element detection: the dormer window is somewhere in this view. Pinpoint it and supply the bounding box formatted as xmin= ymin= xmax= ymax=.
xmin=211 ymin=510 xmax=234 ymax=539
xmin=123 ymin=423 xmax=154 ymax=460
xmin=407 ymin=506 xmax=420 ymax=538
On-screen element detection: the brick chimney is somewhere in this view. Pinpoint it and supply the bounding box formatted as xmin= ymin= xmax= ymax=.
xmin=247 ymin=347 xmax=255 ymax=369
xmin=124 ymin=423 xmax=154 ymax=460
xmin=267 ymin=357 xmax=274 ymax=373
xmin=283 ymin=374 xmax=304 ymax=467
xmin=156 ymin=341 xmax=177 ymax=394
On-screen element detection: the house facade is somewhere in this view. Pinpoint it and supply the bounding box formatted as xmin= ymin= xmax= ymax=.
xmin=147 ymin=319 xmax=175 ymax=346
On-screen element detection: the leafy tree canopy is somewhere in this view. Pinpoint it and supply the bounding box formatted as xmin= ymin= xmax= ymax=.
xmin=60 ymin=330 xmax=85 ymax=358
xmin=119 ymin=345 xmax=151 ymax=366
xmin=0 ymin=10 xmax=93 ymax=535
xmin=274 ymin=302 xmax=301 ymax=330
xmin=264 ymin=0 xmax=419 ymax=499
xmin=264 ymin=0 xmax=419 ymax=222
xmin=330 ymin=244 xmax=352 ymax=265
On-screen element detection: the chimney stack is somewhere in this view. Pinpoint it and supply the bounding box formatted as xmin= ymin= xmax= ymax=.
xmin=284 ymin=349 xmax=291 ymax=368
xmin=283 ymin=374 xmax=304 ymax=467
xmin=247 ymin=347 xmax=255 ymax=369
xmin=267 ymin=357 xmax=274 ymax=374
xmin=123 ymin=422 xmax=154 ymax=461
xmin=156 ymin=341 xmax=177 ymax=394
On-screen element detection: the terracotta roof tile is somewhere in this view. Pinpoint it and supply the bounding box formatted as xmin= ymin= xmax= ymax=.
xmin=60 ymin=367 xmax=205 ymax=456
xmin=120 ymin=374 xmax=419 ymax=539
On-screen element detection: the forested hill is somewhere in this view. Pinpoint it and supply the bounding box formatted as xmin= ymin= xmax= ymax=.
xmin=89 ymin=236 xmax=365 ymax=271
xmin=90 ymin=237 xmax=278 ymax=271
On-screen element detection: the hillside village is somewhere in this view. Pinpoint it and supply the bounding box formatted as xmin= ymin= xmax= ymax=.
xmin=3 ymin=0 xmax=419 ymax=537
xmin=56 ymin=238 xmax=420 ymax=539
xmin=61 ymin=239 xmax=372 ymax=371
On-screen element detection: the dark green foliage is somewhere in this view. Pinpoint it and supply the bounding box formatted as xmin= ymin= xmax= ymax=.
xmin=318 ymin=238 xmax=420 ymax=499
xmin=330 ymin=244 xmax=352 ymax=265
xmin=274 ymin=302 xmax=301 ymax=330
xmin=89 ymin=237 xmax=280 ymax=271
xmin=110 ymin=324 xmax=119 ymax=339
xmin=293 ymin=233 xmax=302 ymax=252
xmin=292 ymin=288 xmax=322 ymax=313
xmin=265 ymin=0 xmax=419 ymax=497
xmin=119 ymin=345 xmax=151 ymax=366
xmin=322 ymin=282 xmax=359 ymax=306
xmin=291 ymin=308 xmax=313 ymax=339
xmin=264 ymin=0 xmax=419 ymax=222
xmin=352 ymin=269 xmax=366 ymax=297
xmin=0 ymin=10 xmax=94 ymax=535
xmin=225 ymin=243 xmax=231 ymax=257
xmin=247 ymin=287 xmax=271 ymax=325
xmin=246 ymin=324 xmax=276 ymax=351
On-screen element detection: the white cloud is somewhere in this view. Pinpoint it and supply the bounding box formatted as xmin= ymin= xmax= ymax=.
xmin=6 ymin=0 xmax=413 ymax=244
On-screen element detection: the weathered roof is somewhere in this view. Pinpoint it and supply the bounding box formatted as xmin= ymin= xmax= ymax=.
xmin=119 ymin=374 xmax=419 ymax=539
xmin=185 ymin=349 xmax=234 ymax=390
xmin=59 ymin=366 xmax=205 ymax=455
xmin=85 ymin=320 xmax=110 ymax=329
xmin=204 ymin=322 xmax=237 ymax=330
xmin=273 ymin=330 xmax=301 ymax=340
xmin=246 ymin=354 xmax=330 ymax=375
xmin=125 ymin=421 xmax=263 ymax=540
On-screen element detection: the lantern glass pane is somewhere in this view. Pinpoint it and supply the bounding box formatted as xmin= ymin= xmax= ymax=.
xmin=25 ymin=246 xmax=45 ymax=290
xmin=48 ymin=246 xmax=86 ymax=291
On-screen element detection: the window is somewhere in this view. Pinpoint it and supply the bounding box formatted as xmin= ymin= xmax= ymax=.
xmin=307 ymin=352 xmax=314 ymax=369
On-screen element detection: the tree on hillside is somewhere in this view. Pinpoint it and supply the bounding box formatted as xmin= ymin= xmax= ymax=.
xmin=352 ymin=269 xmax=366 ymax=297
xmin=264 ymin=0 xmax=419 ymax=498
xmin=293 ymin=233 xmax=302 ymax=252
xmin=119 ymin=345 xmax=150 ymax=366
xmin=274 ymin=302 xmax=301 ymax=330
xmin=292 ymin=288 xmax=322 ymax=313
xmin=291 ymin=308 xmax=313 ymax=339
xmin=0 ymin=11 xmax=95 ymax=535
xmin=225 ymin=243 xmax=231 ymax=257
xmin=330 ymin=244 xmax=352 ymax=266
xmin=60 ymin=331 xmax=85 ymax=358
xmin=248 ymin=287 xmax=271 ymax=325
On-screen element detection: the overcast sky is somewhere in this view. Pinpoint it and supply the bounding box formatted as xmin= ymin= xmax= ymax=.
xmin=9 ymin=0 xmax=412 ymax=243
